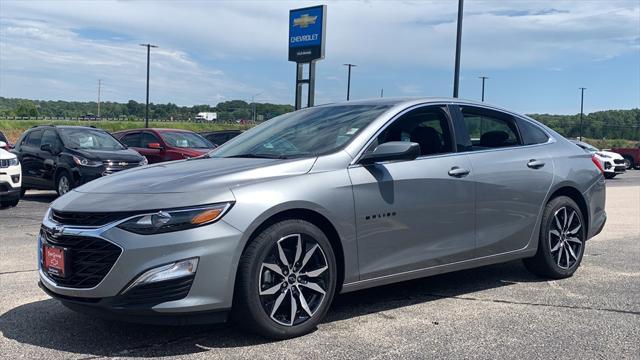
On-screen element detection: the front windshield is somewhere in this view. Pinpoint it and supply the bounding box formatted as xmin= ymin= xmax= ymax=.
xmin=161 ymin=131 xmax=213 ymax=149
xmin=212 ymin=105 xmax=391 ymax=159
xmin=59 ymin=128 xmax=125 ymax=150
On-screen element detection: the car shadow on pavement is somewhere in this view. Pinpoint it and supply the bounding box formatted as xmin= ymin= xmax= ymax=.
xmin=22 ymin=191 xmax=58 ymax=204
xmin=0 ymin=260 xmax=541 ymax=356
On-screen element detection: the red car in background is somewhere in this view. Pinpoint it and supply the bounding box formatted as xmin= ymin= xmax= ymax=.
xmin=113 ymin=128 xmax=216 ymax=164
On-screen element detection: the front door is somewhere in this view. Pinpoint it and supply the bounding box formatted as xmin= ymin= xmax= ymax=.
xmin=349 ymin=105 xmax=476 ymax=280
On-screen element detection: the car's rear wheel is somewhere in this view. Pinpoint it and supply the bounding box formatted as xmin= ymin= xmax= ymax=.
xmin=523 ymin=196 xmax=586 ymax=279
xmin=0 ymin=198 xmax=19 ymax=208
xmin=56 ymin=171 xmax=73 ymax=196
xmin=234 ymin=219 xmax=337 ymax=339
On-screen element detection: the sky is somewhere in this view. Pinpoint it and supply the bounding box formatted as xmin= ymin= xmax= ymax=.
xmin=0 ymin=0 xmax=638 ymax=114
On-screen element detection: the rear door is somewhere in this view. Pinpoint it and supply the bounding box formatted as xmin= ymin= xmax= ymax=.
xmin=349 ymin=105 xmax=476 ymax=280
xmin=452 ymin=105 xmax=554 ymax=256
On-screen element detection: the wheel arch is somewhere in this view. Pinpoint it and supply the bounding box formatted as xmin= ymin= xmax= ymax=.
xmin=546 ymin=185 xmax=590 ymax=236
xmin=237 ymin=207 xmax=346 ymax=294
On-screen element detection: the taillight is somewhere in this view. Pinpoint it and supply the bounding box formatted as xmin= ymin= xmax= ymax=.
xmin=591 ymin=154 xmax=604 ymax=174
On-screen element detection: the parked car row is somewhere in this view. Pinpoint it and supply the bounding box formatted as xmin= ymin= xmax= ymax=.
xmin=570 ymin=140 xmax=627 ymax=179
xmin=0 ymin=126 xmax=242 ymax=207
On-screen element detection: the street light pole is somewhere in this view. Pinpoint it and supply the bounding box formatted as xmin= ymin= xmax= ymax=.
xmin=97 ymin=79 xmax=101 ymax=119
xmin=579 ymin=87 xmax=586 ymax=140
xmin=343 ymin=63 xmax=357 ymax=101
xmin=453 ymin=0 xmax=464 ymax=98
xmin=251 ymin=92 xmax=262 ymax=122
xmin=479 ymin=76 xmax=488 ymax=102
xmin=140 ymin=43 xmax=158 ymax=128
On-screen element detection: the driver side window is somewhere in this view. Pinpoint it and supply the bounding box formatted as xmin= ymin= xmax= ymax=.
xmin=367 ymin=106 xmax=454 ymax=157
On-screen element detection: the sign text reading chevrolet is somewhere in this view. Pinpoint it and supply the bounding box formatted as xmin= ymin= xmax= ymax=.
xmin=288 ymin=5 xmax=326 ymax=63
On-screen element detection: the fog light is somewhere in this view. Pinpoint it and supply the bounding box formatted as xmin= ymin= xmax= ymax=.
xmin=121 ymin=258 xmax=198 ymax=294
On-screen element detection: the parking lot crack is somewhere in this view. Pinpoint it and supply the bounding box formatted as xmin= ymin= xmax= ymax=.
xmin=0 ymin=269 xmax=37 ymax=275
xmin=423 ymin=293 xmax=640 ymax=316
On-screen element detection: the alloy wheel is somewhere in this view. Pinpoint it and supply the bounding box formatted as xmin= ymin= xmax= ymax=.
xmin=258 ymin=233 xmax=329 ymax=326
xmin=548 ymin=206 xmax=583 ymax=269
xmin=58 ymin=175 xmax=70 ymax=195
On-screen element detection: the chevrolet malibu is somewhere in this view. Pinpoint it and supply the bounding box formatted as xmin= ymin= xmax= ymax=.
xmin=38 ymin=98 xmax=606 ymax=339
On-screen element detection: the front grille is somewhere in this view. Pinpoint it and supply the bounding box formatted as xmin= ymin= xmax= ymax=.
xmin=41 ymin=228 xmax=122 ymax=288
xmin=113 ymin=276 xmax=194 ymax=307
xmin=0 ymin=159 xmax=9 ymax=168
xmin=103 ymin=160 xmax=139 ymax=174
xmin=51 ymin=210 xmax=137 ymax=227
xmin=614 ymin=159 xmax=625 ymax=165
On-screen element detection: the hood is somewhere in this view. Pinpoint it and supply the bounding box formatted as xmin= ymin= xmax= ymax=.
xmin=52 ymin=156 xmax=316 ymax=212
xmin=0 ymin=148 xmax=16 ymax=160
xmin=597 ymin=150 xmax=624 ymax=160
xmin=71 ymin=148 xmax=144 ymax=162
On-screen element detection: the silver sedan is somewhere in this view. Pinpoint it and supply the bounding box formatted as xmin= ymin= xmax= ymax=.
xmin=38 ymin=98 xmax=606 ymax=339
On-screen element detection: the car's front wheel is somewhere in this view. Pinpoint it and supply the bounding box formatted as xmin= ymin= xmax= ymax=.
xmin=56 ymin=171 xmax=73 ymax=196
xmin=524 ymin=196 xmax=586 ymax=279
xmin=234 ymin=219 xmax=337 ymax=339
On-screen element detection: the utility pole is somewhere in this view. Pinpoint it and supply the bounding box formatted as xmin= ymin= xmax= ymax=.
xmin=380 ymin=88 xmax=384 ymax=98
xmin=479 ymin=76 xmax=488 ymax=102
xmin=579 ymin=87 xmax=586 ymax=140
xmin=97 ymin=79 xmax=101 ymax=119
xmin=251 ymin=92 xmax=262 ymax=122
xmin=140 ymin=43 xmax=158 ymax=128
xmin=343 ymin=63 xmax=357 ymax=101
xmin=453 ymin=0 xmax=464 ymax=98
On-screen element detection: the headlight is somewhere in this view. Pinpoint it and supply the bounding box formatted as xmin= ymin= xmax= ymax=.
xmin=8 ymin=158 xmax=19 ymax=166
xmin=139 ymin=157 xmax=148 ymax=166
xmin=72 ymin=155 xmax=102 ymax=167
xmin=117 ymin=203 xmax=232 ymax=235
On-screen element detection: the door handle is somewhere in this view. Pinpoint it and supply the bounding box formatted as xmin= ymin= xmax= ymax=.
xmin=527 ymin=159 xmax=545 ymax=169
xmin=448 ymin=166 xmax=470 ymax=177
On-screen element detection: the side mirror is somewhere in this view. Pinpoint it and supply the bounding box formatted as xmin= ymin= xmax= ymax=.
xmin=359 ymin=141 xmax=420 ymax=165
xmin=40 ymin=143 xmax=54 ymax=153
xmin=147 ymin=142 xmax=163 ymax=150
xmin=0 ymin=141 xmax=6 ymax=148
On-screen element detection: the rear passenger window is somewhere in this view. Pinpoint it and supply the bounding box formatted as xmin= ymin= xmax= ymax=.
xmin=518 ymin=118 xmax=549 ymax=145
xmin=461 ymin=107 xmax=521 ymax=150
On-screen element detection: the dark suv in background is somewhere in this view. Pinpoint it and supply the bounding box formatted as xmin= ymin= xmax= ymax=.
xmin=200 ymin=130 xmax=243 ymax=147
xmin=12 ymin=125 xmax=147 ymax=196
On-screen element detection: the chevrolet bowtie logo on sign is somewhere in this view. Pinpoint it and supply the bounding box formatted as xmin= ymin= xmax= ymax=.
xmin=293 ymin=14 xmax=317 ymax=28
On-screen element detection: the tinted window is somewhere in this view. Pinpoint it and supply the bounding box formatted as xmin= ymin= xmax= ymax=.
xmin=368 ymin=106 xmax=454 ymax=156
xmin=160 ymin=131 xmax=212 ymax=149
xmin=518 ymin=118 xmax=549 ymax=145
xmin=26 ymin=130 xmax=42 ymax=147
xmin=212 ymin=105 xmax=391 ymax=159
xmin=141 ymin=132 xmax=161 ymax=147
xmin=206 ymin=134 xmax=227 ymax=145
xmin=461 ymin=107 xmax=520 ymax=149
xmin=41 ymin=129 xmax=59 ymax=147
xmin=121 ymin=133 xmax=141 ymax=147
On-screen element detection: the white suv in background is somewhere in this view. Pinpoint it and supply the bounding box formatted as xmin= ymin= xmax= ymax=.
xmin=571 ymin=140 xmax=626 ymax=179
xmin=0 ymin=140 xmax=21 ymax=208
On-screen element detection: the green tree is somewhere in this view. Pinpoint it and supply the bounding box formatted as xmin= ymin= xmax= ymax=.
xmin=15 ymin=100 xmax=38 ymax=117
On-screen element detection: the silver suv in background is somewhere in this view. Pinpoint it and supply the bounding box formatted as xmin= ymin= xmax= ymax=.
xmin=38 ymin=98 xmax=606 ymax=339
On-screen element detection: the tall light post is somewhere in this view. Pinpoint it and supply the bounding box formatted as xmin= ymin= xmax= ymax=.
xmin=97 ymin=79 xmax=102 ymax=119
xmin=343 ymin=63 xmax=357 ymax=101
xmin=251 ymin=92 xmax=262 ymax=122
xmin=579 ymin=87 xmax=586 ymax=140
xmin=140 ymin=43 xmax=158 ymax=128
xmin=479 ymin=76 xmax=488 ymax=102
xmin=453 ymin=0 xmax=464 ymax=98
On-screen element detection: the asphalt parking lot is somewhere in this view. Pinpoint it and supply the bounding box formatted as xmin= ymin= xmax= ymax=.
xmin=1 ymin=172 xmax=638 ymax=359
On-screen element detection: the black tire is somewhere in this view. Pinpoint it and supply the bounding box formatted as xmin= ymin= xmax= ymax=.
xmin=523 ymin=196 xmax=586 ymax=279
xmin=622 ymin=156 xmax=634 ymax=170
xmin=604 ymin=173 xmax=616 ymax=179
xmin=20 ymin=188 xmax=26 ymax=198
xmin=56 ymin=171 xmax=73 ymax=196
xmin=233 ymin=219 xmax=337 ymax=339
xmin=0 ymin=198 xmax=19 ymax=208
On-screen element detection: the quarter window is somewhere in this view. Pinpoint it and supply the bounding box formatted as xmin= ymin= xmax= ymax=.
xmin=517 ymin=118 xmax=549 ymax=145
xmin=461 ymin=107 xmax=521 ymax=150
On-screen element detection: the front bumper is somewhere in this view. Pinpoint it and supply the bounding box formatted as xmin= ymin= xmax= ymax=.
xmin=0 ymin=181 xmax=21 ymax=201
xmin=38 ymin=210 xmax=244 ymax=320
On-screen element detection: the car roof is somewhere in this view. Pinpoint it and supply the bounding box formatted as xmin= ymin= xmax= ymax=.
xmin=30 ymin=125 xmax=101 ymax=130
xmin=114 ymin=128 xmax=195 ymax=134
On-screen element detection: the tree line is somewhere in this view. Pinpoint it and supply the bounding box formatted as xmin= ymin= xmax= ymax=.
xmin=0 ymin=97 xmax=638 ymax=142
xmin=0 ymin=97 xmax=294 ymax=122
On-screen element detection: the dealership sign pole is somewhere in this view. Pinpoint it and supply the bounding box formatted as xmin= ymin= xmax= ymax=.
xmin=289 ymin=5 xmax=326 ymax=110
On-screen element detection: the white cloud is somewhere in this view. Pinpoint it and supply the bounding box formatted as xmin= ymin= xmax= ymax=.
xmin=0 ymin=0 xmax=638 ymax=105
